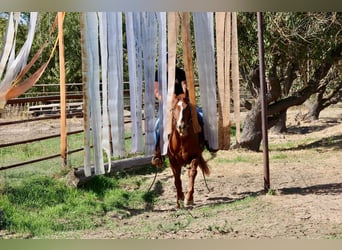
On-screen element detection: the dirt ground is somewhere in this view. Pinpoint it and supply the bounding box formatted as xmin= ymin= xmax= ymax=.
xmin=81 ymin=107 xmax=342 ymax=239
xmin=1 ymin=106 xmax=342 ymax=239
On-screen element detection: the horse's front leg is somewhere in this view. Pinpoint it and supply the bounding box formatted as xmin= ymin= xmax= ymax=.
xmin=170 ymin=163 xmax=184 ymax=208
xmin=184 ymin=158 xmax=198 ymax=207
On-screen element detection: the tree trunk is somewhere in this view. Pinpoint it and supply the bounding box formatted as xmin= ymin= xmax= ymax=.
xmin=239 ymin=99 xmax=262 ymax=151
xmin=270 ymin=110 xmax=287 ymax=133
xmin=305 ymin=101 xmax=323 ymax=120
xmin=304 ymin=90 xmax=325 ymax=121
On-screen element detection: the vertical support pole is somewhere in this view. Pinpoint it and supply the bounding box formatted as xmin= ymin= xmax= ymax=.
xmin=232 ymin=12 xmax=240 ymax=144
xmin=215 ymin=12 xmax=231 ymax=150
xmin=181 ymin=12 xmax=200 ymax=134
xmin=257 ymin=12 xmax=270 ymax=191
xmin=166 ymin=12 xmax=179 ymax=135
xmin=58 ymin=12 xmax=67 ymax=168
xmin=224 ymin=13 xmax=232 ymax=149
xmin=80 ymin=13 xmax=91 ymax=177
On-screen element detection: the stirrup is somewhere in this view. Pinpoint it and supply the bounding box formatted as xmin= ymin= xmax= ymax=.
xmin=151 ymin=155 xmax=164 ymax=167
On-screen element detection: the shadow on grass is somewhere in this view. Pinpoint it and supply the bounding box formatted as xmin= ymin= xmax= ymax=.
xmin=280 ymin=134 xmax=342 ymax=151
xmin=193 ymin=182 xmax=342 ymax=210
xmin=286 ymin=124 xmax=332 ymax=135
xmin=297 ymin=134 xmax=342 ymax=150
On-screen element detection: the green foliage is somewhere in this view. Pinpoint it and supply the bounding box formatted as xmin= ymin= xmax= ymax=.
xmin=0 ymin=12 xmax=29 ymax=56
xmin=238 ymin=12 xmax=342 ymax=101
xmin=28 ymin=12 xmax=82 ymax=91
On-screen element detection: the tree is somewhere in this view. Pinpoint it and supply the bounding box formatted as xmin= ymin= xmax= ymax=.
xmin=237 ymin=12 xmax=342 ymax=151
xmin=29 ymin=12 xmax=82 ymax=92
xmin=303 ymin=64 xmax=342 ymax=120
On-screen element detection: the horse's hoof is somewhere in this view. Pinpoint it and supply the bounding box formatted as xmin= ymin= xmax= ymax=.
xmin=184 ymin=199 xmax=194 ymax=207
xmin=176 ymin=199 xmax=184 ymax=209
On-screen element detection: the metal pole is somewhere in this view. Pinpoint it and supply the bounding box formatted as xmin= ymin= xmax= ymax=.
xmin=257 ymin=12 xmax=270 ymax=191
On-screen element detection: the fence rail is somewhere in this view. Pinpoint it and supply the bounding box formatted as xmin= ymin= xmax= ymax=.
xmin=1 ymin=85 xmax=86 ymax=171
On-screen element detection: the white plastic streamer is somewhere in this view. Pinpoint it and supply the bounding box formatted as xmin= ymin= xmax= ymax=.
xmin=141 ymin=12 xmax=158 ymax=155
xmin=0 ymin=12 xmax=17 ymax=81
xmin=0 ymin=12 xmax=38 ymax=93
xmin=156 ymin=12 xmax=168 ymax=155
xmin=83 ymin=12 xmax=105 ymax=176
xmin=193 ymin=12 xmax=218 ymax=149
xmin=133 ymin=12 xmax=144 ymax=153
xmin=126 ymin=12 xmax=143 ymax=153
xmin=107 ymin=12 xmax=125 ymax=158
xmin=99 ymin=12 xmax=112 ymax=172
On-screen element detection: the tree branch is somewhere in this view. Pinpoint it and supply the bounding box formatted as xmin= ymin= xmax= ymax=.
xmin=268 ymin=43 xmax=342 ymax=115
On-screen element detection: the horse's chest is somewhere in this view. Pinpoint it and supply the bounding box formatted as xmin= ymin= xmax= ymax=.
xmin=170 ymin=140 xmax=200 ymax=164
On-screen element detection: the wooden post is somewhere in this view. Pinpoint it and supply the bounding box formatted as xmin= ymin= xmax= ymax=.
xmin=216 ymin=12 xmax=231 ymax=150
xmin=224 ymin=13 xmax=232 ymax=149
xmin=80 ymin=13 xmax=91 ymax=177
xmin=166 ymin=12 xmax=179 ymax=135
xmin=181 ymin=12 xmax=200 ymax=134
xmin=58 ymin=12 xmax=67 ymax=168
xmin=232 ymin=12 xmax=240 ymax=144
xmin=216 ymin=12 xmax=225 ymax=149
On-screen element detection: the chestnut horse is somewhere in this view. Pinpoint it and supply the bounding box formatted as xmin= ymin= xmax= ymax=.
xmin=167 ymin=94 xmax=210 ymax=208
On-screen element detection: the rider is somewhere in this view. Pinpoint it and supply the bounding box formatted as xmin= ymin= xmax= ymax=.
xmin=151 ymin=55 xmax=203 ymax=166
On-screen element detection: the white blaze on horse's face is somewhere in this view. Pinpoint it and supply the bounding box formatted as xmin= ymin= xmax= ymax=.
xmin=175 ymin=99 xmax=189 ymax=137
xmin=176 ymin=100 xmax=184 ymax=134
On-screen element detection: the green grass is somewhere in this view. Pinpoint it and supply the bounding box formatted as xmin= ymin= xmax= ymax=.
xmin=325 ymin=234 xmax=342 ymax=239
xmin=270 ymin=153 xmax=288 ymax=160
xmin=0 ymin=132 xmax=85 ymax=177
xmin=0 ymin=133 xmax=84 ymax=165
xmin=0 ymin=173 xmax=157 ymax=237
xmin=0 ymin=125 xmax=158 ymax=238
xmin=221 ymin=155 xmax=250 ymax=163
xmin=206 ymin=219 xmax=234 ymax=234
xmin=0 ymin=130 xmax=143 ymax=189
xmin=156 ymin=210 xmax=193 ymax=233
xmin=268 ymin=137 xmax=316 ymax=151
xmin=197 ymin=195 xmax=256 ymax=218
xmin=213 ymin=154 xmax=259 ymax=164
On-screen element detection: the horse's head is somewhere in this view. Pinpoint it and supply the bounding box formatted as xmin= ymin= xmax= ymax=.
xmin=172 ymin=94 xmax=192 ymax=137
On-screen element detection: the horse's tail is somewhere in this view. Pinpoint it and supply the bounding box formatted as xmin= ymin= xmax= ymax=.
xmin=199 ymin=155 xmax=210 ymax=176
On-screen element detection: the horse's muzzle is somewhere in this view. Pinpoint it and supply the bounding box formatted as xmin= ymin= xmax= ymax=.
xmin=176 ymin=122 xmax=188 ymax=136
